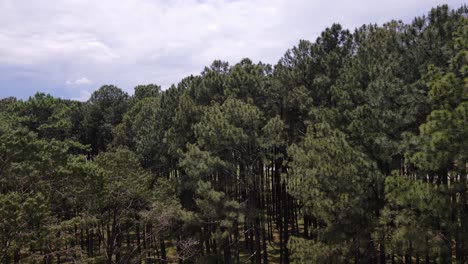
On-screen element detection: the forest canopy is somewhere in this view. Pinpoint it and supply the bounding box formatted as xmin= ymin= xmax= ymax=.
xmin=0 ymin=4 xmax=467 ymax=264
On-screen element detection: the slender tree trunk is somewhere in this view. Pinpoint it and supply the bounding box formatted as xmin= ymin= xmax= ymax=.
xmin=456 ymin=168 xmax=467 ymax=264
xmin=254 ymin=217 xmax=261 ymax=264
xmin=107 ymin=222 xmax=113 ymax=264
xmin=136 ymin=222 xmax=141 ymax=255
xmin=14 ymin=249 xmax=20 ymax=264
xmin=116 ymin=226 xmax=122 ymax=264
xmin=223 ymin=235 xmax=231 ymax=264
xmin=235 ymin=222 xmax=240 ymax=264
xmin=160 ymin=238 xmax=166 ymax=262
xmin=282 ymin=183 xmax=289 ymax=264
xmin=303 ymin=215 xmax=309 ymax=239
xmin=249 ymin=222 xmax=254 ymax=263
xmin=262 ymin=218 xmax=268 ymax=264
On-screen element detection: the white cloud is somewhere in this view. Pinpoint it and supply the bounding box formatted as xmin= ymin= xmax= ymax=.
xmin=0 ymin=0 xmax=465 ymax=99
xmin=72 ymin=90 xmax=91 ymax=102
xmin=0 ymin=32 xmax=118 ymax=66
xmin=66 ymin=77 xmax=92 ymax=85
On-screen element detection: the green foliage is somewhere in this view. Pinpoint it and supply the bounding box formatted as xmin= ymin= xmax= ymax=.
xmin=133 ymin=84 xmax=161 ymax=102
xmin=377 ymin=175 xmax=445 ymax=260
xmin=289 ymin=237 xmax=349 ymax=264
xmin=92 ymin=148 xmax=150 ymax=212
xmin=412 ymin=17 xmax=468 ymax=172
xmin=288 ymin=123 xmax=382 ymax=261
xmin=0 ymin=5 xmax=467 ymax=263
xmin=83 ymin=85 xmax=129 ymax=154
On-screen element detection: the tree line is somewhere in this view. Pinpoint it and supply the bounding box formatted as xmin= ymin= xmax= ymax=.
xmin=0 ymin=4 xmax=467 ymax=264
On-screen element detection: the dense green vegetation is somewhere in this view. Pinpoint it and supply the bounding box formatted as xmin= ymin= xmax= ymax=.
xmin=0 ymin=5 xmax=467 ymax=264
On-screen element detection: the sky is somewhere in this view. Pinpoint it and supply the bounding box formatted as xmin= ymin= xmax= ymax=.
xmin=0 ymin=0 xmax=465 ymax=101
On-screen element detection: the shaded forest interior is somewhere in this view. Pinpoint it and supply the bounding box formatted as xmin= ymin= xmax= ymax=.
xmin=0 ymin=4 xmax=467 ymax=264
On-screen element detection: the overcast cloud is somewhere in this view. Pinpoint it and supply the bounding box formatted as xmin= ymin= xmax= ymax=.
xmin=0 ymin=0 xmax=465 ymax=101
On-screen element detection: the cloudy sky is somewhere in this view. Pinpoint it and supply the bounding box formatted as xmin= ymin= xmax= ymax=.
xmin=0 ymin=0 xmax=464 ymax=101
